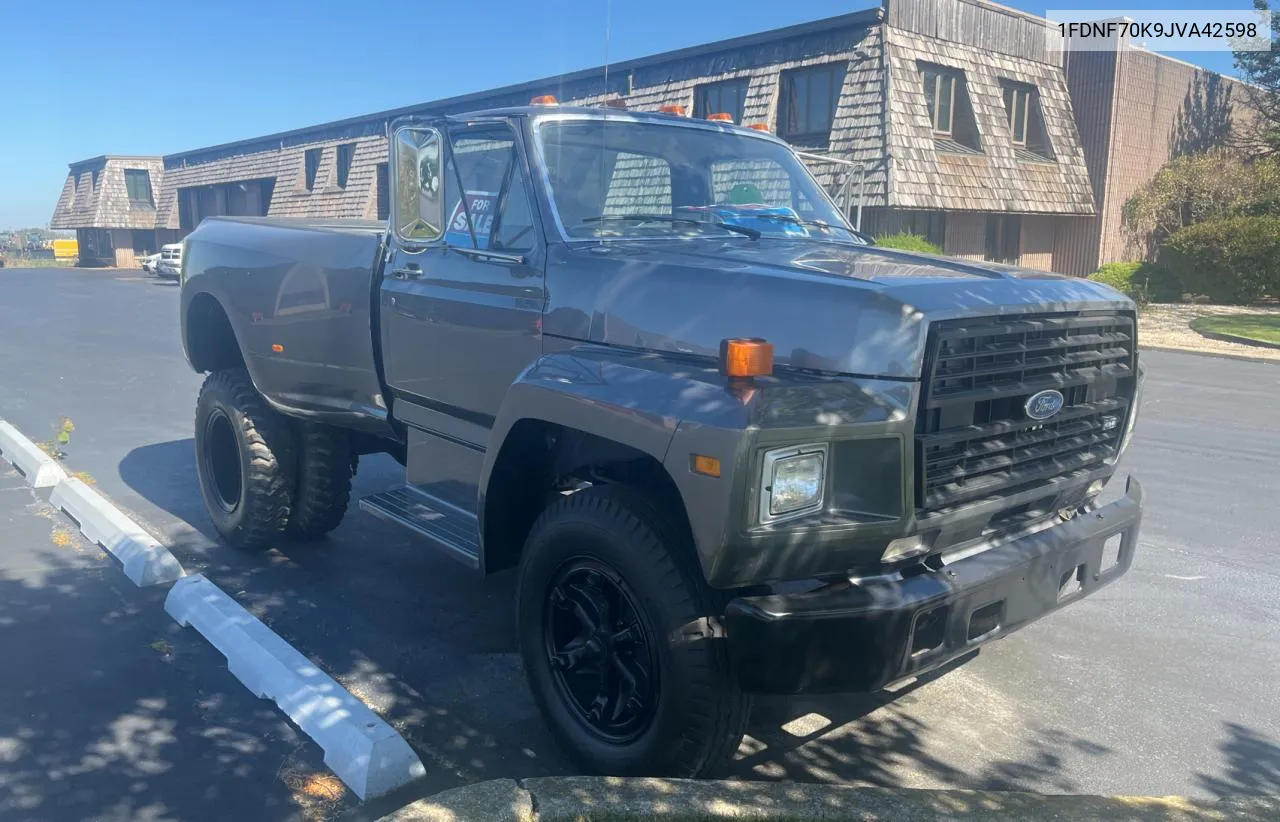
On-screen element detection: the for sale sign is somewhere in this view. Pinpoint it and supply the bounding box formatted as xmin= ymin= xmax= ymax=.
xmin=445 ymin=191 xmax=498 ymax=248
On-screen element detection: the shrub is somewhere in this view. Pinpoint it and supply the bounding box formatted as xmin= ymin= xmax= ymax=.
xmin=1089 ymin=261 xmax=1144 ymax=294
xmin=873 ymin=232 xmax=943 ymax=254
xmin=1087 ymin=261 xmax=1182 ymax=304
xmin=1122 ymin=152 xmax=1280 ymax=257
xmin=1161 ymin=215 xmax=1280 ymax=304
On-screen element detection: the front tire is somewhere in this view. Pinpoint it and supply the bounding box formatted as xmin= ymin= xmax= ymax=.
xmin=516 ymin=486 xmax=749 ymax=777
xmin=194 ymin=368 xmax=294 ymax=552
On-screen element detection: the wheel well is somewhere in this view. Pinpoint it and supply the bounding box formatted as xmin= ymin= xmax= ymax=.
xmin=186 ymin=293 xmax=245 ymax=373
xmin=482 ymin=421 xmax=694 ymax=574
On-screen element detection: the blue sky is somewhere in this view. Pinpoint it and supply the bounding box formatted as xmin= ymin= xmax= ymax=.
xmin=0 ymin=0 xmax=1262 ymax=228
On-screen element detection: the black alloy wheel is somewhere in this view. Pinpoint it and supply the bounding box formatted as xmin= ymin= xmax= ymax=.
xmin=544 ymin=559 xmax=659 ymax=743
xmin=517 ymin=485 xmax=750 ymax=777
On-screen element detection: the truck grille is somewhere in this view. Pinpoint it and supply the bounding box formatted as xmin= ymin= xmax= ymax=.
xmin=915 ymin=312 xmax=1136 ymax=514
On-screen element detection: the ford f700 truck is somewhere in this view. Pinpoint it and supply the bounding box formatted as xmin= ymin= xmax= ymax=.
xmin=179 ymin=103 xmax=1144 ymax=778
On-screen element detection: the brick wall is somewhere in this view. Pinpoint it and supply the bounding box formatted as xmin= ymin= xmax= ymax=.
xmin=1080 ymin=46 xmax=1251 ymax=268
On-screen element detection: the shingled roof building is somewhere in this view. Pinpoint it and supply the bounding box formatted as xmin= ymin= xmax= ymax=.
xmin=50 ymin=0 xmax=1250 ymax=274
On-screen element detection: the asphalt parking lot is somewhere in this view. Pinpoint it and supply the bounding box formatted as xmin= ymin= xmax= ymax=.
xmin=1 ymin=266 xmax=1278 ymax=820
xmin=0 ymin=447 xmax=342 ymax=821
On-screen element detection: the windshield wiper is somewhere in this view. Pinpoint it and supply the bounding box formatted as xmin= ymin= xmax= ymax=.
xmin=744 ymin=213 xmax=872 ymax=243
xmin=582 ymin=214 xmax=760 ymax=240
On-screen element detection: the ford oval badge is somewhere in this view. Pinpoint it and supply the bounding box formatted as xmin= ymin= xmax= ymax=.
xmin=1025 ymin=389 xmax=1065 ymax=421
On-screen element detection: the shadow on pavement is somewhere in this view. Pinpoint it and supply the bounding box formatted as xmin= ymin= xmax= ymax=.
xmin=1198 ymin=722 xmax=1280 ymax=797
xmin=119 ymin=438 xmax=211 ymax=539
xmin=114 ymin=441 xmax=1279 ymax=812
xmin=0 ymin=506 xmax=336 ymax=821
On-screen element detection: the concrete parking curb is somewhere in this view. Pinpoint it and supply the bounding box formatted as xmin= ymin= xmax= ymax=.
xmin=165 ymin=574 xmax=426 ymax=800
xmin=378 ymin=776 xmax=1280 ymax=821
xmin=0 ymin=419 xmax=67 ymax=488
xmin=50 ymin=476 xmax=185 ymax=586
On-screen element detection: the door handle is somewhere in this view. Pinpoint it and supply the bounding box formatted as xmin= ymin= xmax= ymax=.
xmin=391 ymin=268 xmax=422 ymax=280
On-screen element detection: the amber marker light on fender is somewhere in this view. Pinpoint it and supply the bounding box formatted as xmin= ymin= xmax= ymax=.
xmin=692 ymin=455 xmax=722 ymax=478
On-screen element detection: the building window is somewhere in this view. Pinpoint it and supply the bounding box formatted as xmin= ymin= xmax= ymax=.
xmin=376 ymin=163 xmax=390 ymax=220
xmin=304 ymin=148 xmax=322 ymax=190
xmin=124 ymin=169 xmax=154 ymax=208
xmin=923 ymin=66 xmax=957 ymax=136
xmin=985 ymin=215 xmax=1021 ymax=264
xmin=778 ymin=63 xmax=846 ymax=146
xmin=79 ymin=228 xmax=113 ymax=259
xmin=179 ymin=178 xmax=276 ymax=229
xmin=999 ymin=80 xmax=1054 ymax=160
xmin=694 ymin=78 xmax=749 ymax=123
xmin=1003 ymin=85 xmax=1030 ymax=145
xmin=336 ymin=143 xmax=356 ymax=188
xmin=131 ymin=230 xmax=156 ymax=253
xmin=920 ymin=63 xmax=980 ymax=152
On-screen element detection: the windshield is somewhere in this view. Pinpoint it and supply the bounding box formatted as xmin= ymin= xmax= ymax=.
xmin=533 ymin=118 xmax=862 ymax=243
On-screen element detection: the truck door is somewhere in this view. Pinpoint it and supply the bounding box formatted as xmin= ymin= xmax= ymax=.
xmin=379 ymin=119 xmax=543 ymax=509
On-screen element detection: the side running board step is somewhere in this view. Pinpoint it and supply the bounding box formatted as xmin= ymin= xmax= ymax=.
xmin=359 ymin=487 xmax=481 ymax=569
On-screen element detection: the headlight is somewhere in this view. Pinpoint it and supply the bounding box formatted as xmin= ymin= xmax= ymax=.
xmin=759 ymin=444 xmax=827 ymax=522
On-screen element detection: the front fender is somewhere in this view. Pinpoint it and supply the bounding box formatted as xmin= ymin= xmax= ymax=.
xmin=482 ymin=346 xmax=747 ymax=477
xmin=479 ymin=346 xmax=749 ymax=573
xmin=481 ymin=344 xmax=918 ymax=589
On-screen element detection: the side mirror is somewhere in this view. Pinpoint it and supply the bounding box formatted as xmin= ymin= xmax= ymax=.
xmin=391 ymin=126 xmax=444 ymax=243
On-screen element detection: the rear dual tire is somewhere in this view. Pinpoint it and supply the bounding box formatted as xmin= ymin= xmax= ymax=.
xmin=194 ymin=368 xmax=351 ymax=551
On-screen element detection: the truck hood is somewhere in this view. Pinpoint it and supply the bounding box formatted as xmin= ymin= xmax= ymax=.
xmin=542 ymin=239 xmax=1134 ymax=379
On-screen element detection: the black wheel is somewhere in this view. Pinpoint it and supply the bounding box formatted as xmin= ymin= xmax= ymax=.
xmin=286 ymin=423 xmax=353 ymax=540
xmin=194 ymin=368 xmax=294 ymax=552
xmin=517 ymin=485 xmax=749 ymax=777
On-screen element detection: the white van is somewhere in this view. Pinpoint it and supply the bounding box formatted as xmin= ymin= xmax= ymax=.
xmin=158 ymin=243 xmax=183 ymax=279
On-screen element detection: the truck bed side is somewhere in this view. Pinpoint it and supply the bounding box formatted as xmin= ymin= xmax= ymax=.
xmin=181 ymin=216 xmax=394 ymax=438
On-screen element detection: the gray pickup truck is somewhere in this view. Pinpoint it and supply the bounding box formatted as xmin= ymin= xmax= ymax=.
xmin=179 ymin=103 xmax=1144 ymax=778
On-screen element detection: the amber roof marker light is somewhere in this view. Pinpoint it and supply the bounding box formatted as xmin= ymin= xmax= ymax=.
xmin=530 ymin=95 xmax=559 ymax=106
xmin=706 ymin=112 xmax=734 ymax=122
xmin=746 ymin=123 xmax=770 ymax=131
xmin=720 ymin=338 xmax=774 ymax=378
xmin=658 ymin=104 xmax=688 ymax=116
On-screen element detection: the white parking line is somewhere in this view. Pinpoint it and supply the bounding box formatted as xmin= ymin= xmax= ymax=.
xmin=166 ymin=575 xmax=425 ymax=799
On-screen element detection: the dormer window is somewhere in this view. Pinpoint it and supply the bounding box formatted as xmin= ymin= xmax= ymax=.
xmin=1003 ymin=84 xmax=1031 ymax=145
xmin=923 ymin=66 xmax=957 ymax=136
xmin=778 ymin=62 xmax=846 ymax=147
xmin=999 ymin=79 xmax=1054 ymax=161
xmin=920 ymin=63 xmax=981 ymax=153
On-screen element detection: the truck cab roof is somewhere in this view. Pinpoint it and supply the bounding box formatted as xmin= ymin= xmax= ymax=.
xmin=407 ymin=104 xmax=788 ymax=143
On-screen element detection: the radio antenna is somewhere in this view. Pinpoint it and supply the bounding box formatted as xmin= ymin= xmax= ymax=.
xmin=602 ymin=0 xmax=612 ymax=94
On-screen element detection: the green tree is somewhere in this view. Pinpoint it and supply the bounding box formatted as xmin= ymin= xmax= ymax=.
xmin=1122 ymin=151 xmax=1280 ymax=257
xmin=1234 ymin=0 xmax=1280 ymax=154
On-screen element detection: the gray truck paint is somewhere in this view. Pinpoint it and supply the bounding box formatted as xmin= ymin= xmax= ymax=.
xmin=181 ymin=107 xmax=1138 ymax=587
